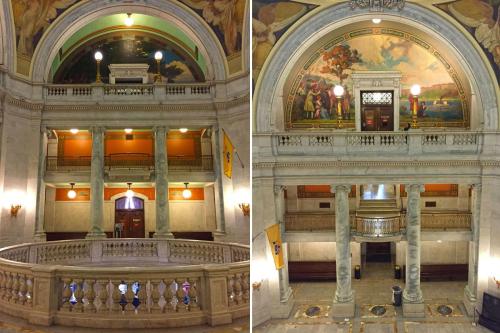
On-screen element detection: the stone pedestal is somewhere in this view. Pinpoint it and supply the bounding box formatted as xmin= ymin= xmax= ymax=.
xmin=403 ymin=302 xmax=425 ymax=318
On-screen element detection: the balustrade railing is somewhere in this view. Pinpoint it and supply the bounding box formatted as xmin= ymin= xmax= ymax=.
xmin=0 ymin=239 xmax=249 ymax=328
xmin=284 ymin=213 xmax=356 ymax=231
xmin=354 ymin=216 xmax=402 ymax=236
xmin=401 ymin=211 xmax=471 ymax=230
xmin=168 ymin=155 xmax=214 ymax=171
xmin=105 ymin=153 xmax=154 ymax=169
xmin=44 ymin=83 xmax=214 ymax=102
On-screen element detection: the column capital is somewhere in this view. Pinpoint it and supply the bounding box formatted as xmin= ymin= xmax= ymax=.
xmin=407 ymin=184 xmax=425 ymax=193
xmin=153 ymin=126 xmax=169 ymax=134
xmin=471 ymin=183 xmax=482 ymax=191
xmin=331 ymin=184 xmax=351 ymax=194
xmin=274 ymin=185 xmax=286 ymax=195
xmin=89 ymin=126 xmax=105 ymax=134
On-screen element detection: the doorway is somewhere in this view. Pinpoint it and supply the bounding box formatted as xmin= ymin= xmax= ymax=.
xmin=361 ymin=91 xmax=394 ymax=131
xmin=115 ymin=196 xmax=145 ymax=238
xmin=366 ymin=242 xmax=392 ymax=263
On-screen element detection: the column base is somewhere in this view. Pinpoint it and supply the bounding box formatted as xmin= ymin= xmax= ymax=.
xmin=212 ymin=231 xmax=226 ymax=242
xmin=85 ymin=232 xmax=107 ymax=239
xmin=332 ymin=299 xmax=355 ymax=318
xmin=33 ymin=232 xmax=46 ymax=242
xmin=403 ymin=302 xmax=425 ymax=318
xmin=271 ymin=288 xmax=295 ymax=319
xmin=463 ymin=286 xmax=477 ymax=316
xmin=153 ymin=232 xmax=174 ymax=239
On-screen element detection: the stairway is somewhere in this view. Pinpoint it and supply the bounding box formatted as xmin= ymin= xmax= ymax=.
xmin=357 ymin=199 xmax=400 ymax=217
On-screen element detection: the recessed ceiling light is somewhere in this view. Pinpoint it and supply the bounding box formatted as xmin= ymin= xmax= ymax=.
xmin=124 ymin=13 xmax=134 ymax=27
xmin=124 ymin=128 xmax=133 ymax=134
xmin=437 ymin=240 xmax=442 ymax=243
xmin=70 ymin=128 xmax=79 ymax=134
xmin=372 ymin=18 xmax=382 ymax=24
xmin=179 ymin=128 xmax=188 ymax=133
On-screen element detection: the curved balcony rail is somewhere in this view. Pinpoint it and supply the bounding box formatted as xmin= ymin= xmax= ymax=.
xmin=402 ymin=211 xmax=471 ymax=230
xmin=353 ymin=216 xmax=402 ymax=237
xmin=44 ymin=83 xmax=214 ymax=102
xmin=0 ymin=239 xmax=249 ymax=329
xmin=284 ymin=213 xmax=356 ymax=231
xmin=273 ymin=131 xmax=481 ymax=155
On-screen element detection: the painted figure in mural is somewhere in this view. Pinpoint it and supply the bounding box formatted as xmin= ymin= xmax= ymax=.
xmin=418 ymin=101 xmax=427 ymax=118
xmin=12 ymin=0 xmax=79 ymax=56
xmin=304 ymin=82 xmax=320 ymax=119
xmin=180 ymin=0 xmax=245 ymax=56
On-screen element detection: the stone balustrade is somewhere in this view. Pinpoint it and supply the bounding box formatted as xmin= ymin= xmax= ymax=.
xmin=44 ymin=83 xmax=214 ymax=102
xmin=402 ymin=211 xmax=471 ymax=230
xmin=273 ymin=131 xmax=481 ymax=155
xmin=354 ymin=216 xmax=402 ymax=236
xmin=0 ymin=239 xmax=249 ymax=328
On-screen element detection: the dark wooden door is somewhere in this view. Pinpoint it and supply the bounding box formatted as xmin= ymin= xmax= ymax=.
xmin=366 ymin=242 xmax=392 ymax=262
xmin=115 ymin=210 xmax=145 ymax=238
xmin=361 ymin=106 xmax=394 ymax=131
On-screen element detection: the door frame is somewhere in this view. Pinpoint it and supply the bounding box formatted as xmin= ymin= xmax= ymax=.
xmin=110 ymin=192 xmax=149 ymax=238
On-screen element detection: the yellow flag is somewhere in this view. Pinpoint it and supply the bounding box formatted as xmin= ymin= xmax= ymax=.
xmin=266 ymin=224 xmax=284 ymax=269
xmin=223 ymin=130 xmax=234 ymax=178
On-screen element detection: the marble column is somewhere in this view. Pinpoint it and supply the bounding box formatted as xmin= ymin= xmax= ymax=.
xmin=33 ymin=128 xmax=48 ymax=242
xmin=87 ymin=126 xmax=106 ymax=239
xmin=212 ymin=126 xmax=226 ymax=234
xmin=332 ymin=184 xmax=354 ymax=317
xmin=403 ymin=184 xmax=425 ymax=317
xmin=154 ymin=126 xmax=173 ymax=238
xmin=274 ymin=185 xmax=293 ymax=311
xmin=464 ymin=183 xmax=481 ymax=315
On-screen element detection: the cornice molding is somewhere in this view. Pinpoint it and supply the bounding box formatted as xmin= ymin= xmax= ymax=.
xmin=5 ymin=95 xmax=43 ymax=111
xmin=253 ymin=160 xmax=500 ymax=169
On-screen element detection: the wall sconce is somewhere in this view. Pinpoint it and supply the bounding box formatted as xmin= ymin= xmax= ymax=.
xmin=252 ymin=280 xmax=262 ymax=291
xmin=10 ymin=204 xmax=21 ymax=217
xmin=234 ymin=188 xmax=250 ymax=217
xmin=494 ymin=276 xmax=500 ymax=288
xmin=239 ymin=203 xmax=250 ymax=216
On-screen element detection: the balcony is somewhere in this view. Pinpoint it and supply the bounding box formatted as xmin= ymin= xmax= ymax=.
xmin=44 ymin=83 xmax=214 ymax=103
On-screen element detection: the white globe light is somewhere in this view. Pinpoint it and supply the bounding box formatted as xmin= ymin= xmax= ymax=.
xmin=182 ymin=189 xmax=192 ymax=199
xmin=126 ymin=189 xmax=134 ymax=198
xmin=67 ymin=189 xmax=77 ymax=199
xmin=154 ymin=51 xmax=163 ymax=61
xmin=70 ymin=128 xmax=79 ymax=134
xmin=124 ymin=14 xmax=134 ymax=27
xmin=94 ymin=51 xmax=103 ymax=61
xmin=179 ymin=128 xmax=188 ymax=133
xmin=333 ymin=85 xmax=345 ymax=97
xmin=372 ymin=18 xmax=382 ymax=24
xmin=410 ymin=84 xmax=421 ymax=96
xmin=124 ymin=128 xmax=133 ymax=134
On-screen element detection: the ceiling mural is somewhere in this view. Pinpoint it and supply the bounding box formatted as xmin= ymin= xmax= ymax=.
xmin=252 ymin=0 xmax=317 ymax=81
xmin=179 ymin=0 xmax=247 ymax=74
xmin=53 ymin=36 xmax=204 ymax=84
xmin=436 ymin=0 xmax=500 ymax=83
xmin=11 ymin=0 xmax=81 ymax=75
xmin=286 ymin=29 xmax=468 ymax=129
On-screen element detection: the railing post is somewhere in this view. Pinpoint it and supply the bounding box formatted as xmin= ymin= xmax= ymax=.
xmin=28 ymin=266 xmax=58 ymax=326
xmin=202 ymin=266 xmax=232 ymax=326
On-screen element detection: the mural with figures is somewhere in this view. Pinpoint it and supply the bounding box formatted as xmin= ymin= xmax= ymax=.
xmin=436 ymin=0 xmax=500 ymax=84
xmin=287 ymin=30 xmax=468 ymax=129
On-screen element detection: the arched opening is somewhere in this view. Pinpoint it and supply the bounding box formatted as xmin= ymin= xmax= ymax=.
xmin=114 ymin=196 xmax=145 ymax=238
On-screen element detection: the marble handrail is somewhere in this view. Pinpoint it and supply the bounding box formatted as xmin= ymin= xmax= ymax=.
xmin=0 ymin=239 xmax=249 ymax=328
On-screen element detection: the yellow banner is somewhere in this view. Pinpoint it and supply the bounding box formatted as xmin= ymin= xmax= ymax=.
xmin=223 ymin=130 xmax=234 ymax=179
xmin=266 ymin=224 xmax=284 ymax=269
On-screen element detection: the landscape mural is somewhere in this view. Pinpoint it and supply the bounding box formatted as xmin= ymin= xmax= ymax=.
xmin=287 ymin=31 xmax=468 ymax=129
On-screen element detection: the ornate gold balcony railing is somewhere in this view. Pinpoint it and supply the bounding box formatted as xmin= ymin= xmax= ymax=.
xmin=353 ymin=216 xmax=402 ymax=237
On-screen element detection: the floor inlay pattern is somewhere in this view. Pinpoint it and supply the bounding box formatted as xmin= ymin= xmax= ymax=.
xmin=294 ymin=304 xmax=331 ymax=319
xmin=360 ymin=304 xmax=396 ymax=319
xmin=426 ymin=304 xmax=464 ymax=317
xmin=360 ymin=321 xmax=398 ymax=333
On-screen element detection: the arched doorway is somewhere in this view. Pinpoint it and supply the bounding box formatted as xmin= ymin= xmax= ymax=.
xmin=114 ymin=196 xmax=145 ymax=238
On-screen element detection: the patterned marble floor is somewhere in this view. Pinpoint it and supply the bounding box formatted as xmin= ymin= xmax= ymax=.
xmin=255 ymin=263 xmax=493 ymax=333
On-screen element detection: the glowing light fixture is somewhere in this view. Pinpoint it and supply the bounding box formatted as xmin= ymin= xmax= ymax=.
xmin=126 ymin=183 xmax=134 ymax=198
xmin=179 ymin=128 xmax=188 ymax=133
xmin=182 ymin=183 xmax=192 ymax=199
xmin=154 ymin=51 xmax=163 ymax=83
xmin=70 ymin=128 xmax=79 ymax=134
xmin=124 ymin=13 xmax=134 ymax=27
xmin=2 ymin=190 xmax=25 ymax=218
xmin=333 ymin=85 xmax=345 ymax=129
xmin=124 ymin=128 xmax=133 ymax=134
xmin=235 ymin=188 xmax=250 ymax=216
xmin=410 ymin=84 xmax=421 ymax=96
xmin=372 ymin=18 xmax=382 ymax=24
xmin=67 ymin=183 xmax=77 ymax=199
xmin=333 ymin=85 xmax=345 ymax=98
xmin=410 ymin=84 xmax=421 ymax=129
xmin=94 ymin=51 xmax=103 ymax=83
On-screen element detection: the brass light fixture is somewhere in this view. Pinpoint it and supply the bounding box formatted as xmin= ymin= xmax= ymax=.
xmin=182 ymin=182 xmax=192 ymax=199
xmin=333 ymin=85 xmax=345 ymax=129
xmin=154 ymin=51 xmax=163 ymax=83
xmin=126 ymin=182 xmax=134 ymax=198
xmin=67 ymin=183 xmax=77 ymax=199
xmin=94 ymin=51 xmax=103 ymax=83
xmin=239 ymin=202 xmax=250 ymax=216
xmin=410 ymin=84 xmax=421 ymax=129
xmin=10 ymin=204 xmax=21 ymax=217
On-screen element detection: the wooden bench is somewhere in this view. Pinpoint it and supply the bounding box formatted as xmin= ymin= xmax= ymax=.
xmin=402 ymin=264 xmax=468 ymax=281
xmin=288 ymin=261 xmax=336 ymax=281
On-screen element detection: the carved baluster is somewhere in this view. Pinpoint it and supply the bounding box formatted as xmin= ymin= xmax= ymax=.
xmin=111 ymin=280 xmax=122 ymax=312
xmin=5 ymin=273 xmax=13 ymax=301
xmin=125 ymin=281 xmax=136 ymax=312
xmin=18 ymin=275 xmax=27 ymax=304
xmin=11 ymin=273 xmax=20 ymax=303
xmin=26 ymin=277 xmax=33 ymax=307
xmin=0 ymin=271 xmax=5 ymax=299
xmin=72 ymin=279 xmax=84 ymax=312
xmin=227 ymin=275 xmax=234 ymax=306
xmin=61 ymin=278 xmax=72 ymax=311
xmin=85 ymin=279 xmax=96 ymax=313
xmin=187 ymin=278 xmax=199 ymax=311
xmin=163 ymin=279 xmax=174 ymax=313
xmin=242 ymin=273 xmax=250 ymax=303
xmin=233 ymin=274 xmax=243 ymax=305
xmin=175 ymin=278 xmax=186 ymax=312
xmin=97 ymin=280 xmax=109 ymax=312
xmin=150 ymin=280 xmax=161 ymax=313
xmin=137 ymin=280 xmax=147 ymax=313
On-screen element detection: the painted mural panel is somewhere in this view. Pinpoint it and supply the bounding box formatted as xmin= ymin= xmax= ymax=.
xmin=436 ymin=0 xmax=500 ymax=83
xmin=287 ymin=30 xmax=468 ymax=129
xmin=252 ymin=0 xmax=316 ymax=82
xmin=11 ymin=0 xmax=81 ymax=75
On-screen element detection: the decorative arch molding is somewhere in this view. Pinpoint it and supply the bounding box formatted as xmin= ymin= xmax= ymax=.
xmin=109 ymin=192 xmax=150 ymax=203
xmin=0 ymin=1 xmax=14 ymax=70
xmin=30 ymin=0 xmax=228 ymax=83
xmin=254 ymin=2 xmax=499 ymax=132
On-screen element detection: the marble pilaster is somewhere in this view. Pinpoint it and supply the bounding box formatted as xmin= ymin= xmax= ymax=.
xmin=403 ymin=184 xmax=425 ymax=317
xmin=212 ymin=126 xmax=226 ymax=234
xmin=154 ymin=126 xmax=173 ymax=238
xmin=332 ymin=184 xmax=354 ymax=317
xmin=33 ymin=128 xmax=48 ymax=242
xmin=87 ymin=126 xmax=106 ymax=239
xmin=464 ymin=183 xmax=481 ymax=315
